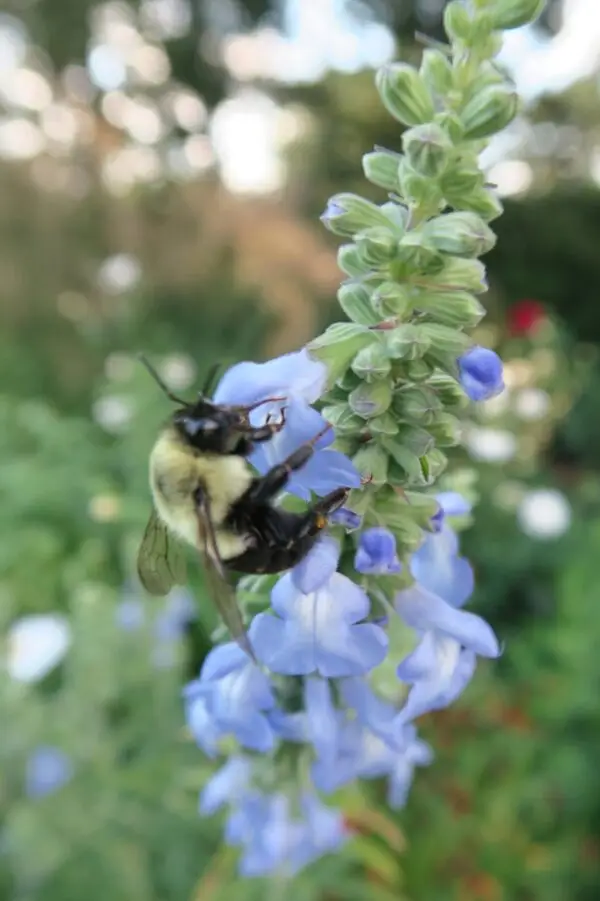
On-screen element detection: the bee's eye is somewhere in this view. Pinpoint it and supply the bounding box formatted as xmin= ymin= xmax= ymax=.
xmin=181 ymin=416 xmax=219 ymax=436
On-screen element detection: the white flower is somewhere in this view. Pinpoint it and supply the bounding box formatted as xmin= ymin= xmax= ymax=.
xmin=463 ymin=426 xmax=517 ymax=463
xmin=517 ymin=489 xmax=572 ymax=540
xmin=514 ymin=388 xmax=550 ymax=421
xmin=5 ymin=614 xmax=72 ymax=683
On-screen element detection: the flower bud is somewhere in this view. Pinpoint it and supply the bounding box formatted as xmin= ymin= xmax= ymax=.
xmin=434 ymin=110 xmax=464 ymax=144
xmin=393 ymin=386 xmax=442 ymax=426
xmin=368 ymin=412 xmax=399 ymax=436
xmin=414 ymin=289 xmax=486 ymax=328
xmin=376 ymin=63 xmax=435 ymax=127
xmin=381 ymin=201 xmax=410 ymax=230
xmin=443 ymin=1 xmax=474 ymax=42
xmin=349 ymin=380 xmax=393 ymax=419
xmin=371 ymin=281 xmax=412 ymax=318
xmin=362 ymin=149 xmax=402 ymax=192
xmin=403 ymin=359 xmax=434 ymax=383
xmin=308 ymin=323 xmax=376 ymax=386
xmin=450 ymin=186 xmax=504 ymax=222
xmin=424 ymin=211 xmax=496 ymax=257
xmin=372 ymin=489 xmax=425 ymax=547
xmin=321 ymin=193 xmax=392 ymax=237
xmin=420 ymin=448 xmax=448 ymax=483
xmin=419 ymin=49 xmax=453 ymax=96
xmin=489 ymin=0 xmax=546 ymax=30
xmin=352 ymin=442 xmax=389 ymax=485
xmin=337 ymin=281 xmax=380 ymax=326
xmin=320 ymin=403 xmax=365 ymax=436
xmin=398 ymin=161 xmax=444 ymax=210
xmin=426 ymin=413 xmax=462 ymax=447
xmin=396 ymin=425 xmax=434 ymax=457
xmin=403 ymin=491 xmax=442 ymax=529
xmin=421 ymin=322 xmax=471 ymax=357
xmin=337 ymin=243 xmax=372 ymax=277
xmin=458 ymin=345 xmax=504 ymax=401
xmin=428 ymin=372 xmax=469 ymax=408
xmin=417 ymin=257 xmax=488 ymax=294
xmin=395 ymin=233 xmax=444 ymax=273
xmin=440 ymin=162 xmax=483 ymax=198
xmin=381 ymin=439 xmax=425 ymax=487
xmin=461 ymin=85 xmax=519 ymax=140
xmin=402 ymin=123 xmax=452 ymax=178
xmin=385 ymin=324 xmax=431 ymax=361
xmin=355 ymin=226 xmax=398 ymax=266
xmin=351 ymin=342 xmax=392 ymax=382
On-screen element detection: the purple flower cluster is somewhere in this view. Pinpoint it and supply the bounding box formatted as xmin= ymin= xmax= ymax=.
xmin=183 ymin=350 xmax=502 ymax=877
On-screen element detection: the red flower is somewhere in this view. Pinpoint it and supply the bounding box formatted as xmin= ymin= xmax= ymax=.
xmin=507 ymin=299 xmax=546 ymax=336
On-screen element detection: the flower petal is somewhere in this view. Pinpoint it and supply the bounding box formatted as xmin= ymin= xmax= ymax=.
xmin=395 ymin=584 xmax=500 ymax=657
xmin=411 ymin=546 xmax=474 ymax=608
xmin=199 ymin=757 xmax=252 ymax=815
xmin=213 ymin=349 xmax=326 ymax=407
xmin=304 ymin=677 xmax=339 ymax=765
xmin=292 ymin=537 xmax=340 ymax=594
xmin=436 ymin=491 xmax=472 ymax=517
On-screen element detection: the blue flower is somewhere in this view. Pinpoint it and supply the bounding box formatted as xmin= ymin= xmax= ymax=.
xmin=395 ymin=583 xmax=499 ymax=658
xmin=184 ymin=643 xmax=276 ymax=753
xmin=339 ymin=677 xmax=400 ymax=747
xmin=458 ymin=346 xmax=504 ymax=402
xmin=214 ymin=349 xmax=360 ymax=500
xmin=430 ymin=491 xmax=472 ymax=532
xmin=396 ymin=631 xmax=477 ymax=723
xmin=25 ymin=746 xmax=73 ymax=799
xmin=330 ymin=507 xmax=362 ymax=529
xmin=386 ymin=726 xmax=434 ymax=809
xmin=411 ymin=529 xmax=474 ymax=608
xmin=291 ymin=535 xmax=340 ymax=594
xmin=311 ymin=713 xmax=431 ymax=809
xmin=213 ymin=348 xmax=326 ymax=409
xmin=250 ymin=572 xmax=388 ymax=677
xmin=225 ymin=791 xmax=347 ymax=877
xmin=354 ymin=527 xmax=402 ymax=575
xmin=394 ymin=582 xmax=500 ymax=723
xmin=199 ymin=756 xmax=252 ymax=815
xmin=248 ymin=399 xmax=361 ymax=501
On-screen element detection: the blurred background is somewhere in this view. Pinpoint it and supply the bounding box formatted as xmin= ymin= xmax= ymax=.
xmin=1 ymin=0 xmax=600 ymax=898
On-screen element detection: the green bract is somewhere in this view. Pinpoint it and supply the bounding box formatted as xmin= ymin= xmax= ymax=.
xmin=375 ymin=64 xmax=435 ymax=127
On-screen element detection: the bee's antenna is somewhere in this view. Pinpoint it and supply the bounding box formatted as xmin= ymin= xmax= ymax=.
xmin=137 ymin=353 xmax=188 ymax=406
xmin=201 ymin=361 xmax=221 ymax=398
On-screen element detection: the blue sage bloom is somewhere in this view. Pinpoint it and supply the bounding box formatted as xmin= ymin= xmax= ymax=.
xmin=25 ymin=746 xmax=73 ymax=799
xmin=184 ymin=348 xmax=502 ymax=877
xmin=355 ymin=527 xmax=402 ymax=575
xmin=213 ymin=350 xmax=361 ymax=500
xmin=458 ymin=346 xmax=505 ymax=402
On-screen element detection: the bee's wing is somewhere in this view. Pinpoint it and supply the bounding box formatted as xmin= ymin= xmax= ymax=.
xmin=195 ymin=489 xmax=255 ymax=660
xmin=137 ymin=508 xmax=187 ymax=596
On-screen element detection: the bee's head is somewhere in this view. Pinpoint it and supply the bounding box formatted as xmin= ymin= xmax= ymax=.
xmin=173 ymin=399 xmax=247 ymax=454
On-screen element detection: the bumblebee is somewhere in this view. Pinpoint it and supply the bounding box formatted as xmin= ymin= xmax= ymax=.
xmin=137 ymin=357 xmax=349 ymax=657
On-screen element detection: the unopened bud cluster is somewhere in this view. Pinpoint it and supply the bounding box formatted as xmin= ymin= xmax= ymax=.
xmin=313 ymin=0 xmax=533 ymax=579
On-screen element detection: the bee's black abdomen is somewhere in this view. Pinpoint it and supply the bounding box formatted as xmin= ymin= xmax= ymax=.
xmin=224 ymin=505 xmax=321 ymax=575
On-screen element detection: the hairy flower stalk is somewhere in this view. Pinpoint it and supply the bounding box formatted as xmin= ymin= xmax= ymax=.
xmin=184 ymin=0 xmax=546 ymax=876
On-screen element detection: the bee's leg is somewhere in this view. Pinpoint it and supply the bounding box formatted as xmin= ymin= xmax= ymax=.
xmin=243 ymin=424 xmax=332 ymax=504
xmin=239 ymin=406 xmax=287 ymax=444
xmin=294 ymin=487 xmax=351 ymax=539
